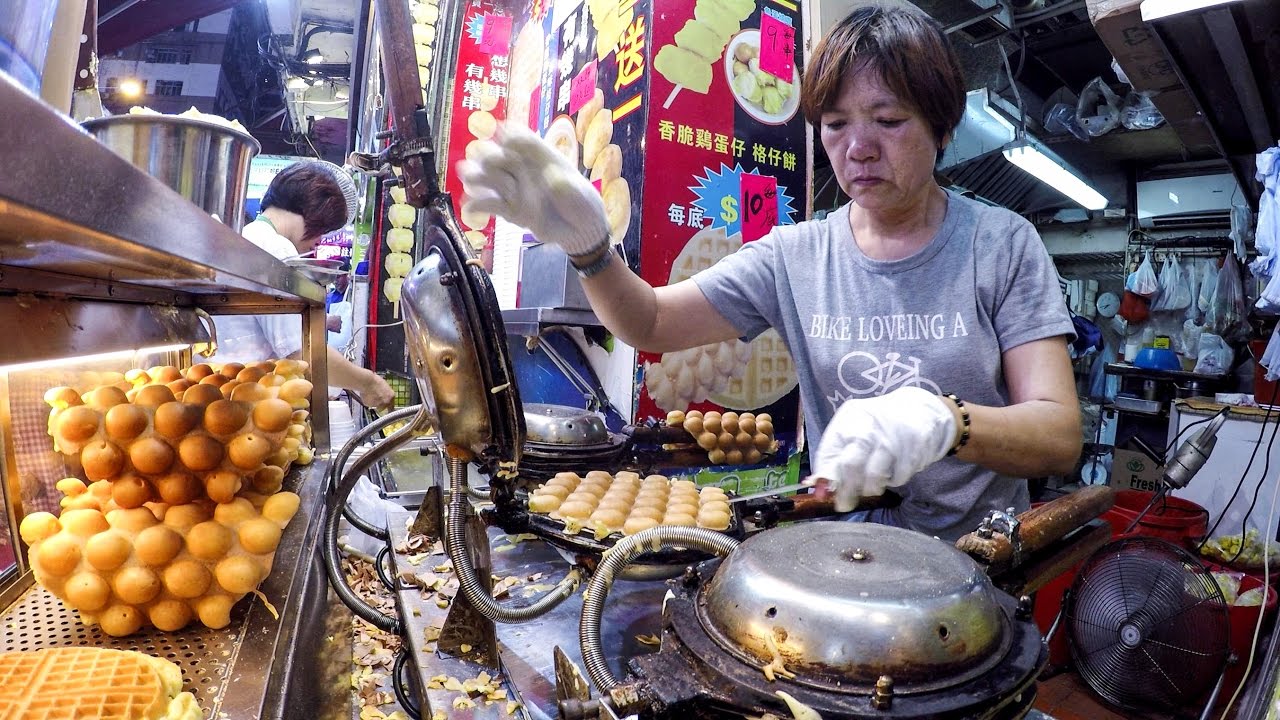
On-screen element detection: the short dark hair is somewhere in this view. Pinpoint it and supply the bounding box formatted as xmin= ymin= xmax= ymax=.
xmin=800 ymin=5 xmax=966 ymax=146
xmin=261 ymin=162 xmax=347 ymax=239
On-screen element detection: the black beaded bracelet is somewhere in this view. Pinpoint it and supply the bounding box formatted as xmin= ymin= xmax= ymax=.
xmin=942 ymin=392 xmax=971 ymax=456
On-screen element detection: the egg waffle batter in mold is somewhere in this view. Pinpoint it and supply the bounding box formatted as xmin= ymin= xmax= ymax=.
xmin=527 ymin=471 xmax=731 ymax=540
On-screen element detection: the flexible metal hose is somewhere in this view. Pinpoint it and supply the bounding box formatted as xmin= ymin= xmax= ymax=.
xmin=580 ymin=526 xmax=740 ymax=692
xmin=445 ymin=456 xmax=583 ymax=622
xmin=331 ymin=405 xmax=425 ymax=539
xmin=322 ymin=412 xmax=425 ymax=633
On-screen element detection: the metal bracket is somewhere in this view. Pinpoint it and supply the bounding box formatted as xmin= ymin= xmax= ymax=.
xmin=437 ymin=462 xmax=500 ymax=669
xmin=980 ymin=507 xmax=1024 ymax=566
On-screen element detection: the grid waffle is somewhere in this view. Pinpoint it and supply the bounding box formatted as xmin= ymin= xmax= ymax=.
xmin=652 ymin=226 xmax=797 ymax=411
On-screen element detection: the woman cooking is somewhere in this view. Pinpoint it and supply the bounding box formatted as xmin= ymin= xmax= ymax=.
xmin=459 ymin=5 xmax=1081 ymax=541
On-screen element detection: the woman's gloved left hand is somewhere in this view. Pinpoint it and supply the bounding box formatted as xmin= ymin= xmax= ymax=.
xmin=808 ymin=387 xmax=958 ymax=512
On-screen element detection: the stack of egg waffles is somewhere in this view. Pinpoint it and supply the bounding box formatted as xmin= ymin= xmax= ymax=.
xmin=20 ymin=361 xmax=313 ymax=636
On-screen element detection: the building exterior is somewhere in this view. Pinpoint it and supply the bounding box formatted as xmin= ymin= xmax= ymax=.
xmin=99 ymin=10 xmax=233 ymax=115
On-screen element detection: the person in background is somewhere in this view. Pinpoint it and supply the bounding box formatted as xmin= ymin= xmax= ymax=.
xmin=325 ymin=260 xmax=351 ymax=334
xmin=459 ymin=5 xmax=1080 ymax=540
xmin=216 ymin=161 xmax=395 ymax=409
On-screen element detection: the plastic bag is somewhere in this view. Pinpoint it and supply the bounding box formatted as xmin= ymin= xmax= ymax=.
xmin=1261 ymin=323 xmax=1280 ymax=382
xmin=1044 ymin=102 xmax=1091 ymax=142
xmin=343 ymin=476 xmax=405 ymax=558
xmin=1164 ymin=257 xmax=1191 ymax=310
xmin=1185 ymin=258 xmax=1202 ymax=321
xmin=1198 ymin=259 xmax=1220 ymax=313
xmin=1206 ymin=253 xmax=1248 ymax=341
xmin=1119 ymin=290 xmax=1150 ymax=323
xmin=1111 ymin=58 xmax=1130 ymax=85
xmin=1194 ymin=333 xmax=1233 ymax=375
xmin=1126 ymin=251 xmax=1159 ymax=297
xmin=1182 ymin=320 xmax=1205 ymax=362
xmin=1076 ymin=77 xmax=1123 ymax=137
xmin=1152 ymin=256 xmax=1180 ymax=310
xmin=1120 ymin=91 xmax=1164 ymax=131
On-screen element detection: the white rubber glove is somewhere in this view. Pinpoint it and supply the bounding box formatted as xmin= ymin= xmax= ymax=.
xmin=809 ymin=387 xmax=959 ymax=513
xmin=456 ymin=128 xmax=610 ymax=257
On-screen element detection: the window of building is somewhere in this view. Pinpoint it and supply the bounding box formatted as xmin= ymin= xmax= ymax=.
xmin=145 ymin=46 xmax=192 ymax=64
xmin=171 ymin=20 xmax=199 ymax=32
xmin=102 ymin=77 xmax=119 ymax=95
xmin=154 ymin=80 xmax=184 ymax=97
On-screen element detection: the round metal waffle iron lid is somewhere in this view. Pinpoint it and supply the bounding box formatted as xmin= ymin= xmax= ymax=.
xmin=400 ymin=213 xmax=524 ymax=469
xmin=523 ymin=403 xmax=611 ymax=446
xmin=700 ymin=522 xmax=1012 ymax=691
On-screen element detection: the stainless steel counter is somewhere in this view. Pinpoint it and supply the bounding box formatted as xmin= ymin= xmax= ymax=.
xmin=0 ymin=458 xmax=353 ymax=720
xmin=386 ymin=507 xmax=666 ymax=719
xmin=490 ymin=533 xmax=666 ymax=719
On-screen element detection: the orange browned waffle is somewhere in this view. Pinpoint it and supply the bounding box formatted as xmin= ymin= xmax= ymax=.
xmin=0 ymin=647 xmax=202 ymax=719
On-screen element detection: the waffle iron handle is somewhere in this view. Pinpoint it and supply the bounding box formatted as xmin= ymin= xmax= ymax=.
xmin=956 ymin=484 xmax=1116 ymax=572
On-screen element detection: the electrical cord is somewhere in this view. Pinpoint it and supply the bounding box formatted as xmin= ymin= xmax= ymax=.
xmin=1198 ymin=384 xmax=1280 ymax=551
xmin=1218 ymin=438 xmax=1280 ymax=720
xmin=1199 ymin=403 xmax=1275 ymax=550
xmin=1226 ymin=413 xmax=1280 ymax=563
xmin=392 ymin=649 xmax=423 ymax=720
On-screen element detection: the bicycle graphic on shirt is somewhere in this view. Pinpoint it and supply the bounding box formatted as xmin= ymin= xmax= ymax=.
xmin=837 ymin=351 xmax=942 ymax=397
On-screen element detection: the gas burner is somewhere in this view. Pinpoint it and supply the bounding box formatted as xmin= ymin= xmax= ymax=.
xmin=626 ymin=523 xmax=1045 ymax=719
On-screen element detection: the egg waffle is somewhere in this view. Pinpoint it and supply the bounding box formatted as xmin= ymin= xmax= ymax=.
xmin=648 ymin=227 xmax=797 ymax=411
xmin=526 ymin=471 xmax=734 ymax=540
xmin=0 ymin=647 xmax=201 ymax=719
xmin=709 ymin=329 xmax=796 ymax=410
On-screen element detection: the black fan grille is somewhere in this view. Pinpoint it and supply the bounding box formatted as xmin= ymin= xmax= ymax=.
xmin=1067 ymin=537 xmax=1230 ymax=712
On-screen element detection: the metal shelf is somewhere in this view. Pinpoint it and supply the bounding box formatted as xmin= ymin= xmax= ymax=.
xmin=501 ymin=307 xmax=601 ymax=336
xmin=0 ymin=75 xmax=322 ymax=311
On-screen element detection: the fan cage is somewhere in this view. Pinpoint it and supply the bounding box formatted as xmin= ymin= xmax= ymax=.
xmin=1066 ymin=537 xmax=1231 ymax=712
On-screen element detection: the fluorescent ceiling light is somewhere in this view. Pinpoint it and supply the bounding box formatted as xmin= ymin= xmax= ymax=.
xmin=334 ymin=85 xmax=350 ymax=100
xmin=285 ymin=76 xmax=309 ymax=91
xmin=1141 ymin=0 xmax=1244 ymax=21
xmin=303 ymin=48 xmax=324 ymax=64
xmin=1003 ymin=144 xmax=1107 ymax=210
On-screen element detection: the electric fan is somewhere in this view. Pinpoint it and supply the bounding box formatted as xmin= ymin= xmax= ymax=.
xmin=1067 ymin=537 xmax=1231 ymax=714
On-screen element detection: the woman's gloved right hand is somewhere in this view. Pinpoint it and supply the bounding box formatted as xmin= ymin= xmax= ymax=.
xmin=456 ymin=127 xmax=610 ymax=258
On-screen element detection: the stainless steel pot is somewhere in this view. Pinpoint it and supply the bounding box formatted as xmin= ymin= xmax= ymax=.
xmin=82 ymin=114 xmax=261 ymax=231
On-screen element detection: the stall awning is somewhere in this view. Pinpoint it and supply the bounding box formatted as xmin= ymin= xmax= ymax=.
xmin=98 ymin=0 xmax=247 ymax=55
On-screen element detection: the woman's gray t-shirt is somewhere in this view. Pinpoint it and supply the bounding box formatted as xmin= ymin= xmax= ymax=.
xmin=692 ymin=191 xmax=1074 ymax=540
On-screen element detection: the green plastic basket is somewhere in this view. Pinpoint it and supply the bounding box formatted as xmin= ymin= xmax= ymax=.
xmin=376 ymin=371 xmax=419 ymax=437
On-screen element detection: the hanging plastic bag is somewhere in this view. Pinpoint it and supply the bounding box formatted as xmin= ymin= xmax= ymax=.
xmin=1206 ymin=253 xmax=1248 ymax=341
xmin=1182 ymin=320 xmax=1204 ymax=360
xmin=1261 ymin=323 xmax=1280 ymax=383
xmin=1198 ymin=259 xmax=1220 ymax=314
xmin=1076 ymin=77 xmax=1123 ymax=137
xmin=1127 ymin=251 xmax=1159 ymax=297
xmin=1119 ymin=290 xmax=1150 ymax=323
xmin=1152 ymin=256 xmax=1177 ymax=311
xmin=1194 ymin=333 xmax=1233 ymax=375
xmin=1164 ymin=256 xmax=1191 ymax=310
xmin=1185 ymin=258 xmax=1202 ymax=320
xmin=1119 ymin=91 xmax=1164 ymax=131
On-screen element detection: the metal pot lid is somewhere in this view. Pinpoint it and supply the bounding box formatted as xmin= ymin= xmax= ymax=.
xmin=400 ymin=199 xmax=524 ymax=472
xmin=523 ymin=404 xmax=611 ymax=445
xmin=699 ymin=522 xmax=1011 ymax=692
